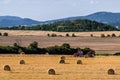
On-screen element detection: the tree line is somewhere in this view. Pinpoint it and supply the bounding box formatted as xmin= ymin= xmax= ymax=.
xmin=0 ymin=42 xmax=94 ymax=55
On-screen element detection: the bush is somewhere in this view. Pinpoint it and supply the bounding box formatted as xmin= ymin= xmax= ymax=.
xmin=72 ymin=33 xmax=76 ymax=37
xmin=0 ymin=46 xmax=18 ymax=53
xmin=82 ymin=48 xmax=91 ymax=55
xmin=28 ymin=41 xmax=38 ymax=49
xmin=3 ymin=32 xmax=8 ymax=36
xmin=46 ymin=43 xmax=76 ymax=55
xmin=0 ymin=32 xmax=2 ymax=36
xmin=101 ymin=34 xmax=105 ymax=38
xmin=90 ymin=34 xmax=93 ymax=37
xmin=66 ymin=33 xmax=69 ymax=37
xmin=113 ymin=52 xmax=120 ymax=56
xmin=107 ymin=34 xmax=111 ymax=37
xmin=47 ymin=33 xmax=50 ymax=37
xmin=111 ymin=33 xmax=116 ymax=37
xmin=61 ymin=43 xmax=70 ymax=49
xmin=51 ymin=33 xmax=57 ymax=37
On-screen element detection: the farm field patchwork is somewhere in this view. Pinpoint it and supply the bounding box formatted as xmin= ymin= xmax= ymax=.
xmin=0 ymin=55 xmax=120 ymax=80
xmin=0 ymin=36 xmax=120 ymax=54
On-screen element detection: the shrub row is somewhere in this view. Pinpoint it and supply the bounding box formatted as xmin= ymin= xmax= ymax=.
xmin=47 ymin=33 xmax=119 ymax=38
xmin=100 ymin=33 xmax=117 ymax=38
xmin=0 ymin=32 xmax=8 ymax=36
xmin=0 ymin=42 xmax=93 ymax=55
xmin=47 ymin=33 xmax=77 ymax=37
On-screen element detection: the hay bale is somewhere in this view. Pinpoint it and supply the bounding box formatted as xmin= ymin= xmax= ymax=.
xmin=108 ymin=69 xmax=115 ymax=75
xmin=4 ymin=65 xmax=11 ymax=71
xmin=61 ymin=56 xmax=65 ymax=60
xmin=59 ymin=59 xmax=65 ymax=64
xmin=77 ymin=60 xmax=82 ymax=64
xmin=20 ymin=60 xmax=25 ymax=64
xmin=48 ymin=69 xmax=56 ymax=75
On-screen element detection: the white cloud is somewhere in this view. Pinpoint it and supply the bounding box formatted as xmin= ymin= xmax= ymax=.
xmin=90 ymin=0 xmax=99 ymax=4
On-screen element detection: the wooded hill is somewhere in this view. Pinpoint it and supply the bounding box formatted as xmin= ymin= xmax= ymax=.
xmin=2 ymin=19 xmax=118 ymax=32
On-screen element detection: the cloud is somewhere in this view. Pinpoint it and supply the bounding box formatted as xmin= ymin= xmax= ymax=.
xmin=90 ymin=0 xmax=99 ymax=4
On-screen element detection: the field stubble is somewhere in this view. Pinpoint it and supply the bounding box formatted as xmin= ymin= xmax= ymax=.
xmin=0 ymin=55 xmax=120 ymax=80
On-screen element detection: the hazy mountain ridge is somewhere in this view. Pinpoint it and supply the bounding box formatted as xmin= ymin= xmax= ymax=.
xmin=0 ymin=16 xmax=41 ymax=27
xmin=43 ymin=12 xmax=120 ymax=28
xmin=0 ymin=12 xmax=120 ymax=28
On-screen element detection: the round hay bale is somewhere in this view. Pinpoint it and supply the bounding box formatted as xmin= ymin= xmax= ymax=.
xmin=59 ymin=59 xmax=65 ymax=64
xmin=4 ymin=65 xmax=11 ymax=71
xmin=48 ymin=69 xmax=56 ymax=75
xmin=20 ymin=60 xmax=25 ymax=64
xmin=108 ymin=69 xmax=115 ymax=75
xmin=61 ymin=56 xmax=65 ymax=60
xmin=77 ymin=60 xmax=82 ymax=64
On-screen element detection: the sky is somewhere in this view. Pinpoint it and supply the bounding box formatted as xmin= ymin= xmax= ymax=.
xmin=0 ymin=0 xmax=120 ymax=21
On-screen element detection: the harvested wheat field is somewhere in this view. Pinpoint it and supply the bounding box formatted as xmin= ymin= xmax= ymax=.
xmin=1 ymin=30 xmax=120 ymax=37
xmin=0 ymin=35 xmax=120 ymax=54
xmin=0 ymin=54 xmax=120 ymax=80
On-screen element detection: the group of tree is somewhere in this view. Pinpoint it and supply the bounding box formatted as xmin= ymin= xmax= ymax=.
xmin=0 ymin=42 xmax=94 ymax=55
xmin=0 ymin=19 xmax=118 ymax=32
xmin=47 ymin=33 xmax=76 ymax=37
xmin=0 ymin=32 xmax=8 ymax=36
xmin=101 ymin=33 xmax=118 ymax=38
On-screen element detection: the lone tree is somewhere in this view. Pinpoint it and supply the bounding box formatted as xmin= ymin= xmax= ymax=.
xmin=90 ymin=34 xmax=93 ymax=37
xmin=111 ymin=33 xmax=116 ymax=37
xmin=47 ymin=33 xmax=50 ymax=37
xmin=3 ymin=32 xmax=8 ymax=36
xmin=101 ymin=34 xmax=105 ymax=38
xmin=66 ymin=33 xmax=69 ymax=37
xmin=72 ymin=33 xmax=76 ymax=37
xmin=61 ymin=43 xmax=70 ymax=49
xmin=29 ymin=41 xmax=38 ymax=49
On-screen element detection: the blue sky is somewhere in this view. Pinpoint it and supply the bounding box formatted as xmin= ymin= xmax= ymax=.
xmin=0 ymin=0 xmax=120 ymax=21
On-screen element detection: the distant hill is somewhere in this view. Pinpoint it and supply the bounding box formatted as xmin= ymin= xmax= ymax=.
xmin=7 ymin=19 xmax=118 ymax=32
xmin=43 ymin=12 xmax=120 ymax=28
xmin=83 ymin=12 xmax=120 ymax=27
xmin=1 ymin=12 xmax=120 ymax=29
xmin=0 ymin=16 xmax=41 ymax=27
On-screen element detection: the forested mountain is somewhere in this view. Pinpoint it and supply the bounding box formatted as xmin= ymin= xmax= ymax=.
xmin=1 ymin=12 xmax=120 ymax=28
xmin=6 ymin=19 xmax=118 ymax=32
xmin=41 ymin=12 xmax=120 ymax=28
